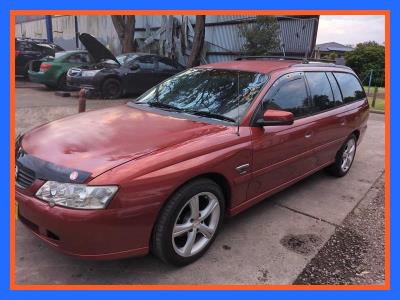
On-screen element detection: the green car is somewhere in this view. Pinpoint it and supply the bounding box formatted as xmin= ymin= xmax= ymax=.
xmin=28 ymin=50 xmax=92 ymax=90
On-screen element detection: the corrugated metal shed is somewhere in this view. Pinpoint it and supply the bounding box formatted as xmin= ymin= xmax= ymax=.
xmin=15 ymin=15 xmax=319 ymax=63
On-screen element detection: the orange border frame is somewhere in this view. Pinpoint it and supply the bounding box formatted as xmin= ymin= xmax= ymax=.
xmin=9 ymin=9 xmax=391 ymax=291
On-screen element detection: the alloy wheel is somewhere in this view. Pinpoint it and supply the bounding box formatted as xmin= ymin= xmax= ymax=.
xmin=341 ymin=138 xmax=356 ymax=172
xmin=172 ymin=192 xmax=220 ymax=257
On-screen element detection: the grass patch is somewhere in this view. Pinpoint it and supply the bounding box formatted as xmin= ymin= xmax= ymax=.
xmin=368 ymin=97 xmax=385 ymax=111
xmin=364 ymin=86 xmax=385 ymax=94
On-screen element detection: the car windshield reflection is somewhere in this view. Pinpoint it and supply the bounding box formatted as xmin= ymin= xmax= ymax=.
xmin=133 ymin=68 xmax=268 ymax=123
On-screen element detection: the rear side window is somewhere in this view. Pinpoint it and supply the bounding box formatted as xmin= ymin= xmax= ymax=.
xmin=136 ymin=56 xmax=156 ymax=70
xmin=334 ymin=73 xmax=366 ymax=103
xmin=264 ymin=72 xmax=311 ymax=118
xmin=305 ymin=72 xmax=335 ymax=112
xmin=326 ymin=72 xmax=343 ymax=105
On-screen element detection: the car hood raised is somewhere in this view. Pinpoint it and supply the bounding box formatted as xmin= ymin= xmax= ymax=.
xmin=79 ymin=33 xmax=120 ymax=65
xmin=21 ymin=105 xmax=228 ymax=179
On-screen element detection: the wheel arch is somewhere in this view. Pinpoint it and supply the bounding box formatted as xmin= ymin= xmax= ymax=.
xmin=167 ymin=172 xmax=232 ymax=213
xmin=100 ymin=75 xmax=122 ymax=87
xmin=352 ymin=129 xmax=360 ymax=141
xmin=149 ymin=171 xmax=232 ymax=249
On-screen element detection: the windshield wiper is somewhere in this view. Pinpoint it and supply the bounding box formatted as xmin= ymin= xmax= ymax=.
xmin=183 ymin=110 xmax=236 ymax=123
xmin=138 ymin=101 xmax=182 ymax=112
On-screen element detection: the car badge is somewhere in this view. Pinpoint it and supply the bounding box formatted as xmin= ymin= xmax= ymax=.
xmin=69 ymin=171 xmax=79 ymax=181
xmin=49 ymin=199 xmax=56 ymax=208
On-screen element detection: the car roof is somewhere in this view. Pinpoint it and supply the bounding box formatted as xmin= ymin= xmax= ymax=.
xmin=199 ymin=59 xmax=352 ymax=74
xmin=16 ymin=38 xmax=56 ymax=45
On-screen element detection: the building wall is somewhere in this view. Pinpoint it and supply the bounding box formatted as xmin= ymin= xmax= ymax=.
xmin=15 ymin=15 xmax=318 ymax=63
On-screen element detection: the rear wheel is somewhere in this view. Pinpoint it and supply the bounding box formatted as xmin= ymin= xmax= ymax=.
xmin=57 ymin=73 xmax=68 ymax=90
xmin=326 ymin=134 xmax=357 ymax=177
xmin=151 ymin=178 xmax=225 ymax=266
xmin=101 ymin=78 xmax=122 ymax=99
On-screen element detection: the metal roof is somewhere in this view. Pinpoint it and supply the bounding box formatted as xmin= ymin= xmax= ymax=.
xmin=315 ymin=42 xmax=354 ymax=52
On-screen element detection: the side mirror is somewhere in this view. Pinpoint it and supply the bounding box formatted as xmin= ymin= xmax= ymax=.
xmin=256 ymin=109 xmax=294 ymax=126
xmin=130 ymin=63 xmax=139 ymax=71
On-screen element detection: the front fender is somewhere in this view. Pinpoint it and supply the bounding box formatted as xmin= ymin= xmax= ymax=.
xmin=90 ymin=128 xmax=253 ymax=213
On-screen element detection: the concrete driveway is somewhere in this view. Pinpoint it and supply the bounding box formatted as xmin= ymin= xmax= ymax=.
xmin=14 ymin=81 xmax=385 ymax=285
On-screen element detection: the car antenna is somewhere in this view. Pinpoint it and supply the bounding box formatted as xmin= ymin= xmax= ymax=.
xmin=236 ymin=72 xmax=240 ymax=136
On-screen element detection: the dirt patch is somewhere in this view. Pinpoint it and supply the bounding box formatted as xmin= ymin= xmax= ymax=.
xmin=294 ymin=173 xmax=385 ymax=285
xmin=280 ymin=234 xmax=323 ymax=256
xmin=222 ymin=245 xmax=231 ymax=250
xmin=257 ymin=268 xmax=269 ymax=283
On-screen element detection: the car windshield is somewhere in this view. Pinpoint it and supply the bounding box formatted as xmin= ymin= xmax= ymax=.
xmin=54 ymin=51 xmax=69 ymax=59
xmin=134 ymin=68 xmax=268 ymax=123
xmin=117 ymin=54 xmax=139 ymax=65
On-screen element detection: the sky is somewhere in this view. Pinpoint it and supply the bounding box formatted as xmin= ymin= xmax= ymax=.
xmin=316 ymin=15 xmax=385 ymax=46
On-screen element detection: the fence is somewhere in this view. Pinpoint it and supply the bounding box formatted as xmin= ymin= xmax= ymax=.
xmin=358 ymin=69 xmax=385 ymax=110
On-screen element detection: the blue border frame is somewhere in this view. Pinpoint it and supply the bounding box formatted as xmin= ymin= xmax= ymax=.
xmin=1 ymin=0 xmax=398 ymax=298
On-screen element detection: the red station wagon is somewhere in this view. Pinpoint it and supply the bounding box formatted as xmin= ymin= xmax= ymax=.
xmin=16 ymin=57 xmax=369 ymax=265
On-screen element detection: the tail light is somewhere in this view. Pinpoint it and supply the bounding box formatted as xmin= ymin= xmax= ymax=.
xmin=40 ymin=63 xmax=52 ymax=72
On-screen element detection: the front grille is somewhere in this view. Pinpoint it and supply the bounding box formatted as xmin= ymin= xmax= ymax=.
xmin=16 ymin=164 xmax=36 ymax=189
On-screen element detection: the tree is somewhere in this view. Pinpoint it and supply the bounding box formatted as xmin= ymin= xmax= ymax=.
xmin=187 ymin=15 xmax=206 ymax=67
xmin=345 ymin=41 xmax=385 ymax=86
xmin=239 ymin=16 xmax=280 ymax=55
xmin=111 ymin=15 xmax=136 ymax=53
xmin=328 ymin=52 xmax=338 ymax=60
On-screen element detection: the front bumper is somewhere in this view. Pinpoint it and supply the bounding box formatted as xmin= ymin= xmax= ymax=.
xmin=67 ymin=75 xmax=98 ymax=90
xmin=16 ymin=186 xmax=154 ymax=260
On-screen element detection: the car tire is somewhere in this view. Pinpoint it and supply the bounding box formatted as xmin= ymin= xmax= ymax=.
xmin=45 ymin=84 xmax=56 ymax=90
xmin=101 ymin=78 xmax=122 ymax=99
xmin=23 ymin=64 xmax=30 ymax=78
xmin=326 ymin=134 xmax=357 ymax=177
xmin=151 ymin=178 xmax=225 ymax=266
xmin=57 ymin=73 xmax=68 ymax=91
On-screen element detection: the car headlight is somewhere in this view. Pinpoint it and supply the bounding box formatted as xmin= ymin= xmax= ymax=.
xmin=81 ymin=70 xmax=101 ymax=77
xmin=35 ymin=181 xmax=118 ymax=210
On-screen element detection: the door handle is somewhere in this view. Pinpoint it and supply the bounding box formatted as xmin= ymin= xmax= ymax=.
xmin=305 ymin=132 xmax=312 ymax=138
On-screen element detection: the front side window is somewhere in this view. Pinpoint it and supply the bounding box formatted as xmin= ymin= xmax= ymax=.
xmin=134 ymin=68 xmax=268 ymax=123
xmin=263 ymin=72 xmax=310 ymax=118
xmin=334 ymin=72 xmax=366 ymax=103
xmin=305 ymin=72 xmax=335 ymax=112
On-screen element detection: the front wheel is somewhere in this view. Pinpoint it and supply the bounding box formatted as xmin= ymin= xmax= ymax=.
xmin=101 ymin=78 xmax=122 ymax=99
xmin=151 ymin=178 xmax=225 ymax=266
xmin=326 ymin=134 xmax=357 ymax=177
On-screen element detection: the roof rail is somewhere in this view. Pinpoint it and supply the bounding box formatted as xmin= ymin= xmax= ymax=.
xmin=235 ymin=55 xmax=335 ymax=64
